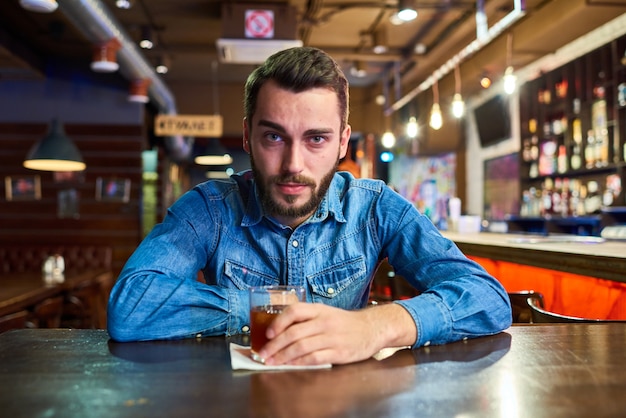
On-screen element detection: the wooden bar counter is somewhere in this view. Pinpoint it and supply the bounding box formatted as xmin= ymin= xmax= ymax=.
xmin=2 ymin=325 xmax=626 ymax=417
xmin=442 ymin=231 xmax=626 ymax=283
xmin=443 ymin=232 xmax=626 ymax=319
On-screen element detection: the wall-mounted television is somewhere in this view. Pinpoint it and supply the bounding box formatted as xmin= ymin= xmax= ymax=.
xmin=474 ymin=94 xmax=511 ymax=147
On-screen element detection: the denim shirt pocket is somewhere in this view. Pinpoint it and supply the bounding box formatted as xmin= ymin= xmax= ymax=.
xmin=223 ymin=260 xmax=280 ymax=290
xmin=307 ymin=256 xmax=367 ymax=308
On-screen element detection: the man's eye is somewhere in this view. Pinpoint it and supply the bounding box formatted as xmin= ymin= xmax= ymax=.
xmin=309 ymin=136 xmax=326 ymax=144
xmin=266 ymin=133 xmax=282 ymax=142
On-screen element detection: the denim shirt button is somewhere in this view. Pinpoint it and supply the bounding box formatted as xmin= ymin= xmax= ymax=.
xmin=241 ymin=325 xmax=250 ymax=333
xmin=327 ymin=287 xmax=335 ymax=294
xmin=292 ymin=240 xmax=299 ymax=248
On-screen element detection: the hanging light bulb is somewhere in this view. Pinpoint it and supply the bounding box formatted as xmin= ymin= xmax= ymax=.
xmin=430 ymin=103 xmax=443 ymax=130
xmin=480 ymin=73 xmax=492 ymax=89
xmin=503 ymin=66 xmax=517 ymax=95
xmin=503 ymin=33 xmax=517 ymax=95
xmin=381 ymin=131 xmax=396 ymax=148
xmin=406 ymin=116 xmax=418 ymax=138
xmin=452 ymin=94 xmax=465 ymax=119
xmin=429 ymin=79 xmax=443 ymax=130
xmin=452 ymin=64 xmax=465 ymax=118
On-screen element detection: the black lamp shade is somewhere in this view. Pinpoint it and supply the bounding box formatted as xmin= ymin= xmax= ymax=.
xmin=194 ymin=139 xmax=233 ymax=165
xmin=23 ymin=119 xmax=86 ymax=172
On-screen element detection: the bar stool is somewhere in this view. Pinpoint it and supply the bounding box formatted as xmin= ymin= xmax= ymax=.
xmin=527 ymin=297 xmax=626 ymax=323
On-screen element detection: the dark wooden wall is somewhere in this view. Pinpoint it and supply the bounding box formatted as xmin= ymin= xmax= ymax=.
xmin=0 ymin=122 xmax=146 ymax=275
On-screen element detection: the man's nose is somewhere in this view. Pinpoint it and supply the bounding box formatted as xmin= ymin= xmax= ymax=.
xmin=281 ymin=142 xmax=304 ymax=174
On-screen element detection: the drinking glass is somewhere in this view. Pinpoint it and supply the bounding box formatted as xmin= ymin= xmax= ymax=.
xmin=249 ymin=285 xmax=306 ymax=363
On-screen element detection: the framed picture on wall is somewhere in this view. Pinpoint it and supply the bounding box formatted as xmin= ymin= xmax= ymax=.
xmin=96 ymin=177 xmax=131 ymax=203
xmin=5 ymin=175 xmax=42 ymax=201
xmin=58 ymin=189 xmax=80 ymax=219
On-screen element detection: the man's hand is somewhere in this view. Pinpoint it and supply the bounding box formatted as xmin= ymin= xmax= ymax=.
xmin=257 ymin=302 xmax=417 ymax=366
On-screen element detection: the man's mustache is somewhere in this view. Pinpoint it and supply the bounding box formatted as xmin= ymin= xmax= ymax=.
xmin=271 ymin=175 xmax=315 ymax=188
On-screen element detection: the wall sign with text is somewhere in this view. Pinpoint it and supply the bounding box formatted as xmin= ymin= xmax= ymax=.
xmin=155 ymin=114 xmax=223 ymax=137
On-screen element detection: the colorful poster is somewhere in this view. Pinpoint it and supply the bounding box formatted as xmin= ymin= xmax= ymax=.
xmin=388 ymin=153 xmax=456 ymax=227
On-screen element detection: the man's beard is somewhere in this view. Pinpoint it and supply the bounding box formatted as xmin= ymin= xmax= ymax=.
xmin=250 ymin=153 xmax=338 ymax=221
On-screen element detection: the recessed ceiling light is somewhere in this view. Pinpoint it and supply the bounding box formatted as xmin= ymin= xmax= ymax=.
xmin=19 ymin=0 xmax=58 ymax=13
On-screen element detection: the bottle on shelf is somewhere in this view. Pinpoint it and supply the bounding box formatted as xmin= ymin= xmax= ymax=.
xmin=585 ymin=130 xmax=596 ymax=169
xmin=584 ymin=180 xmax=602 ymax=214
xmin=541 ymin=178 xmax=554 ymax=216
xmin=569 ymin=179 xmax=581 ymax=217
xmin=570 ymin=118 xmax=583 ymax=170
xmin=591 ymin=99 xmax=609 ymax=167
xmin=557 ymin=145 xmax=568 ymax=174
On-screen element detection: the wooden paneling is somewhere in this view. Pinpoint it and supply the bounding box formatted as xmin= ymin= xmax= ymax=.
xmin=0 ymin=122 xmax=147 ymax=275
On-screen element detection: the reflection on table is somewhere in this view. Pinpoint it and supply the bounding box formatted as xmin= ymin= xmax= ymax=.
xmin=1 ymin=324 xmax=625 ymax=417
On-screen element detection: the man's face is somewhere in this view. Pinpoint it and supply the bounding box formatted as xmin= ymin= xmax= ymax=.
xmin=243 ymin=80 xmax=351 ymax=228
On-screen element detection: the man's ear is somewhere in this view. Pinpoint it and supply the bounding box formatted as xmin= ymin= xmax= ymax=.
xmin=339 ymin=124 xmax=352 ymax=159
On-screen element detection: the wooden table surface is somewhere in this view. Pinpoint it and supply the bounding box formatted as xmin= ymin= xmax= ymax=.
xmin=0 ymin=269 xmax=111 ymax=317
xmin=1 ymin=324 xmax=625 ymax=417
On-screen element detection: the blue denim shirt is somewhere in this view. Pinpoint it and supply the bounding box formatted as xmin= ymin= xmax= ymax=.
xmin=108 ymin=171 xmax=511 ymax=345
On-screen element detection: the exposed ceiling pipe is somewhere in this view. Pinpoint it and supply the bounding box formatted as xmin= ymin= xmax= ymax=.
xmin=57 ymin=0 xmax=192 ymax=162
xmin=387 ymin=0 xmax=527 ymax=115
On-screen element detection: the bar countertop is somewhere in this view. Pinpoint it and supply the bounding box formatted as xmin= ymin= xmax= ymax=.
xmin=442 ymin=231 xmax=626 ymax=283
xmin=2 ymin=326 xmax=626 ymax=417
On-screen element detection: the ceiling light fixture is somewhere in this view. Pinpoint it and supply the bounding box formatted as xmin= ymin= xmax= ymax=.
xmin=429 ymin=79 xmax=443 ymax=130
xmin=381 ymin=130 xmax=396 ymax=149
xmin=91 ymin=38 xmax=121 ymax=73
xmin=128 ymin=78 xmax=151 ymax=103
xmin=19 ymin=0 xmax=58 ymax=13
xmin=480 ymin=73 xmax=492 ymax=89
xmin=23 ymin=119 xmax=86 ymax=172
xmin=452 ymin=64 xmax=465 ymax=118
xmin=155 ymin=56 xmax=169 ymax=74
xmin=194 ymin=139 xmax=233 ymax=166
xmin=406 ymin=116 xmax=418 ymax=138
xmin=394 ymin=0 xmax=418 ymax=23
xmin=503 ymin=33 xmax=517 ymax=95
xmin=350 ymin=61 xmax=367 ymax=78
xmin=139 ymin=26 xmax=154 ymax=49
xmin=115 ymin=0 xmax=132 ymax=9
xmin=372 ymin=27 xmax=388 ymax=54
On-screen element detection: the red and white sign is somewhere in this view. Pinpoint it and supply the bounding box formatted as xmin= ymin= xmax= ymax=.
xmin=245 ymin=9 xmax=274 ymax=39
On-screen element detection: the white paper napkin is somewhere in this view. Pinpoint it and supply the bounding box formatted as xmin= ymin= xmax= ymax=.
xmin=229 ymin=343 xmax=332 ymax=371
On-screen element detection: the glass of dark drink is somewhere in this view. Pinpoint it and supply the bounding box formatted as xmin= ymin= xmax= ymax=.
xmin=249 ymin=285 xmax=306 ymax=363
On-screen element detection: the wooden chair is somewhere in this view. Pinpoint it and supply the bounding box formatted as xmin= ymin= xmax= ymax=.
xmin=527 ymin=297 xmax=625 ymax=323
xmin=508 ymin=291 xmax=545 ymax=323
xmin=32 ymin=296 xmax=64 ymax=328
xmin=0 ymin=310 xmax=33 ymax=333
xmin=61 ymin=271 xmax=114 ymax=329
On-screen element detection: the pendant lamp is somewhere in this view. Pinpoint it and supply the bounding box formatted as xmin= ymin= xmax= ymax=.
xmin=194 ymin=139 xmax=233 ymax=165
xmin=19 ymin=0 xmax=58 ymax=13
xmin=23 ymin=119 xmax=86 ymax=172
